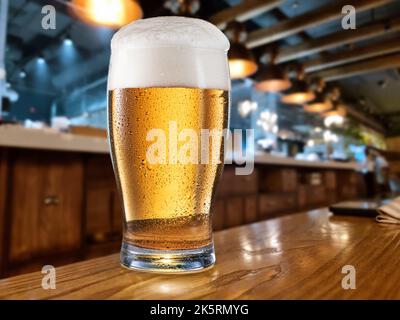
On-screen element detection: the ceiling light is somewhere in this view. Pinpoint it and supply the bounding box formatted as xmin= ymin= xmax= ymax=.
xmin=304 ymin=93 xmax=333 ymax=113
xmin=37 ymin=56 xmax=45 ymax=64
xmin=19 ymin=71 xmax=26 ymax=78
xmin=281 ymin=79 xmax=315 ymax=104
xmin=281 ymin=65 xmax=315 ymax=104
xmin=304 ymin=79 xmax=332 ymax=113
xmin=323 ymin=104 xmax=346 ymax=127
xmin=254 ymin=64 xmax=291 ymax=93
xmin=63 ymin=37 xmax=73 ymax=46
xmin=324 ymin=114 xmax=344 ymax=127
xmin=226 ymin=22 xmax=258 ymax=80
xmin=70 ymin=0 xmax=142 ymax=28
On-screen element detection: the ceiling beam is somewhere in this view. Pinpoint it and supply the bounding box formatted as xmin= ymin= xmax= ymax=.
xmin=304 ymin=39 xmax=400 ymax=73
xmin=209 ymin=0 xmax=285 ymax=29
xmin=246 ymin=0 xmax=393 ymax=48
xmin=276 ymin=17 xmax=400 ymax=63
xmin=345 ymin=104 xmax=385 ymax=133
xmin=311 ymin=54 xmax=400 ymax=82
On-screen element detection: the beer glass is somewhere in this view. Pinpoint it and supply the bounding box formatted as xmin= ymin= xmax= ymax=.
xmin=107 ymin=16 xmax=230 ymax=272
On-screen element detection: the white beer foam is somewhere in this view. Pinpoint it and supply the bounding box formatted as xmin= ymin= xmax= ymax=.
xmin=108 ymin=16 xmax=230 ymax=91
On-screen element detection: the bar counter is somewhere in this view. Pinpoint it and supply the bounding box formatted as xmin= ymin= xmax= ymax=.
xmin=1 ymin=209 xmax=399 ymax=299
xmin=0 ymin=125 xmax=361 ymax=169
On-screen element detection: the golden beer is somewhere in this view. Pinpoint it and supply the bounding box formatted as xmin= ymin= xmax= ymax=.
xmin=107 ymin=16 xmax=230 ymax=272
xmin=108 ymin=88 xmax=228 ymax=250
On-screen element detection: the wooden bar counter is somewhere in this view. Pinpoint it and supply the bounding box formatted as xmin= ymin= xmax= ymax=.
xmin=1 ymin=209 xmax=399 ymax=299
xmin=0 ymin=126 xmax=367 ymax=278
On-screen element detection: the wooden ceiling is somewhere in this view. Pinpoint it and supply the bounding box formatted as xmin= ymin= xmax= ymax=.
xmin=205 ymin=0 xmax=400 ymax=135
xmin=5 ymin=0 xmax=400 ymax=134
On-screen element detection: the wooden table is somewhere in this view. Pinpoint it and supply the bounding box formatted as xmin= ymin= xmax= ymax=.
xmin=1 ymin=209 xmax=399 ymax=299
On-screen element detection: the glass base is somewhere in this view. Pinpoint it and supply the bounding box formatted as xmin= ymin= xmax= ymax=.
xmin=120 ymin=241 xmax=216 ymax=273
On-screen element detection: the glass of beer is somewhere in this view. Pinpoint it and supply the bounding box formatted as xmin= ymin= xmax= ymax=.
xmin=107 ymin=16 xmax=230 ymax=272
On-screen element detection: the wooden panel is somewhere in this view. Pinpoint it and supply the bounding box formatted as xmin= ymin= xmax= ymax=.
xmin=324 ymin=171 xmax=337 ymax=189
xmin=327 ymin=192 xmax=337 ymax=206
xmin=298 ymin=185 xmax=327 ymax=208
xmin=212 ymin=199 xmax=225 ymax=231
xmin=260 ymin=168 xmax=297 ymax=192
xmin=259 ymin=193 xmax=297 ymax=218
xmin=225 ymin=197 xmax=244 ymax=229
xmin=86 ymin=155 xmax=115 ymax=188
xmin=308 ymin=186 xmax=327 ymax=205
xmin=9 ymin=151 xmax=83 ymax=263
xmin=337 ymin=171 xmax=358 ymax=186
xmin=85 ymin=155 xmax=119 ymax=239
xmin=244 ymin=195 xmax=258 ymax=224
xmin=0 ymin=150 xmax=9 ymax=274
xmin=38 ymin=154 xmax=83 ymax=253
xmin=336 ymin=171 xmax=360 ymax=200
xmin=216 ymin=167 xmax=258 ymax=197
xmin=86 ymin=188 xmax=113 ymax=237
xmin=387 ymin=162 xmax=400 ymax=174
xmin=9 ymin=153 xmax=44 ymax=262
xmin=338 ymin=185 xmax=358 ymax=200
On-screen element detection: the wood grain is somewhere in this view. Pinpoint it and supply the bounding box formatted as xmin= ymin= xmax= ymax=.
xmin=208 ymin=0 xmax=284 ymax=29
xmin=246 ymin=0 xmax=393 ymax=48
xmin=312 ymin=53 xmax=400 ymax=82
xmin=275 ymin=17 xmax=400 ymax=63
xmin=1 ymin=209 xmax=398 ymax=299
xmin=304 ymin=39 xmax=400 ymax=73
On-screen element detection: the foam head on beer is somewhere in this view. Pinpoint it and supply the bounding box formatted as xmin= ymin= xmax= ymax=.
xmin=108 ymin=16 xmax=230 ymax=91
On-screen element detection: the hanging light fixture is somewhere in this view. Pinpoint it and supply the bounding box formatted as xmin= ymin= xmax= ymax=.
xmin=281 ymin=65 xmax=315 ymax=105
xmin=254 ymin=49 xmax=291 ymax=92
xmin=70 ymin=0 xmax=142 ymax=29
xmin=304 ymin=78 xmax=333 ymax=113
xmin=323 ymin=91 xmax=347 ymax=127
xmin=323 ymin=87 xmax=346 ymax=118
xmin=225 ymin=22 xmax=258 ymax=80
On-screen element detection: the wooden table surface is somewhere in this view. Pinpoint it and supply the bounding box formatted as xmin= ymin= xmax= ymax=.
xmin=1 ymin=209 xmax=400 ymax=299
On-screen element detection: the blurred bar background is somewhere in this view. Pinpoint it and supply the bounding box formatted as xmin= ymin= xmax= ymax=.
xmin=1 ymin=0 xmax=400 ymax=278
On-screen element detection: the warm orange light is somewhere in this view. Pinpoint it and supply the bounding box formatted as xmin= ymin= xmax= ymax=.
xmin=254 ymin=64 xmax=291 ymax=92
xmin=229 ymin=59 xmax=258 ymax=80
xmin=281 ymin=92 xmax=315 ymax=105
xmin=255 ymin=79 xmax=292 ymax=92
xmin=304 ymin=100 xmax=333 ymax=113
xmin=281 ymin=78 xmax=315 ymax=105
xmin=323 ymin=106 xmax=347 ymax=118
xmin=71 ymin=0 xmax=142 ymax=28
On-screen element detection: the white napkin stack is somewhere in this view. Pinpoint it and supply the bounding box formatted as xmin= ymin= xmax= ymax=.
xmin=376 ymin=197 xmax=400 ymax=225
